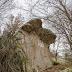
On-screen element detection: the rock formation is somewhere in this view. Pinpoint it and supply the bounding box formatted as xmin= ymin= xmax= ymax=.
xmin=20 ymin=18 xmax=56 ymax=71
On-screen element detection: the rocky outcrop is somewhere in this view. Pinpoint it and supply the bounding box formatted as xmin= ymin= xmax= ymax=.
xmin=20 ymin=18 xmax=56 ymax=71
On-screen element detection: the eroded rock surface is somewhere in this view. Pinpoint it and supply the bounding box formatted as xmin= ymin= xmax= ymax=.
xmin=20 ymin=18 xmax=56 ymax=71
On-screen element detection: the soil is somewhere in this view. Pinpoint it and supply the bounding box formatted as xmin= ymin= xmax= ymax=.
xmin=39 ymin=63 xmax=69 ymax=72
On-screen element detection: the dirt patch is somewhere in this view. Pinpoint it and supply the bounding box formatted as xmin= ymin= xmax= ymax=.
xmin=40 ymin=63 xmax=69 ymax=72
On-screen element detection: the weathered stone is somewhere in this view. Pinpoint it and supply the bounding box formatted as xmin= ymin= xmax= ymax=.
xmin=20 ymin=18 xmax=56 ymax=71
xmin=21 ymin=23 xmax=34 ymax=33
xmin=21 ymin=31 xmax=53 ymax=71
xmin=27 ymin=18 xmax=42 ymax=28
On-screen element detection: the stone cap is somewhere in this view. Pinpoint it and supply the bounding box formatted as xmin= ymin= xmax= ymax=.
xmin=21 ymin=18 xmax=56 ymax=44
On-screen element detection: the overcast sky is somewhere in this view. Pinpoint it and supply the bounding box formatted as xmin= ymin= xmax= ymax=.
xmin=1 ymin=0 xmax=72 ymax=33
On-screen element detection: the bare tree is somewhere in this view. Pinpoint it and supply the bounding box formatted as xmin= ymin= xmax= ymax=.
xmin=30 ymin=0 xmax=72 ymax=50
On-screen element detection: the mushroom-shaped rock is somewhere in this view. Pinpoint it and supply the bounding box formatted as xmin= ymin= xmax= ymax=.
xmin=20 ymin=18 xmax=56 ymax=71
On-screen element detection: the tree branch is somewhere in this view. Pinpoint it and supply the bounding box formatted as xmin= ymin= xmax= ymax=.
xmin=59 ymin=0 xmax=72 ymax=22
